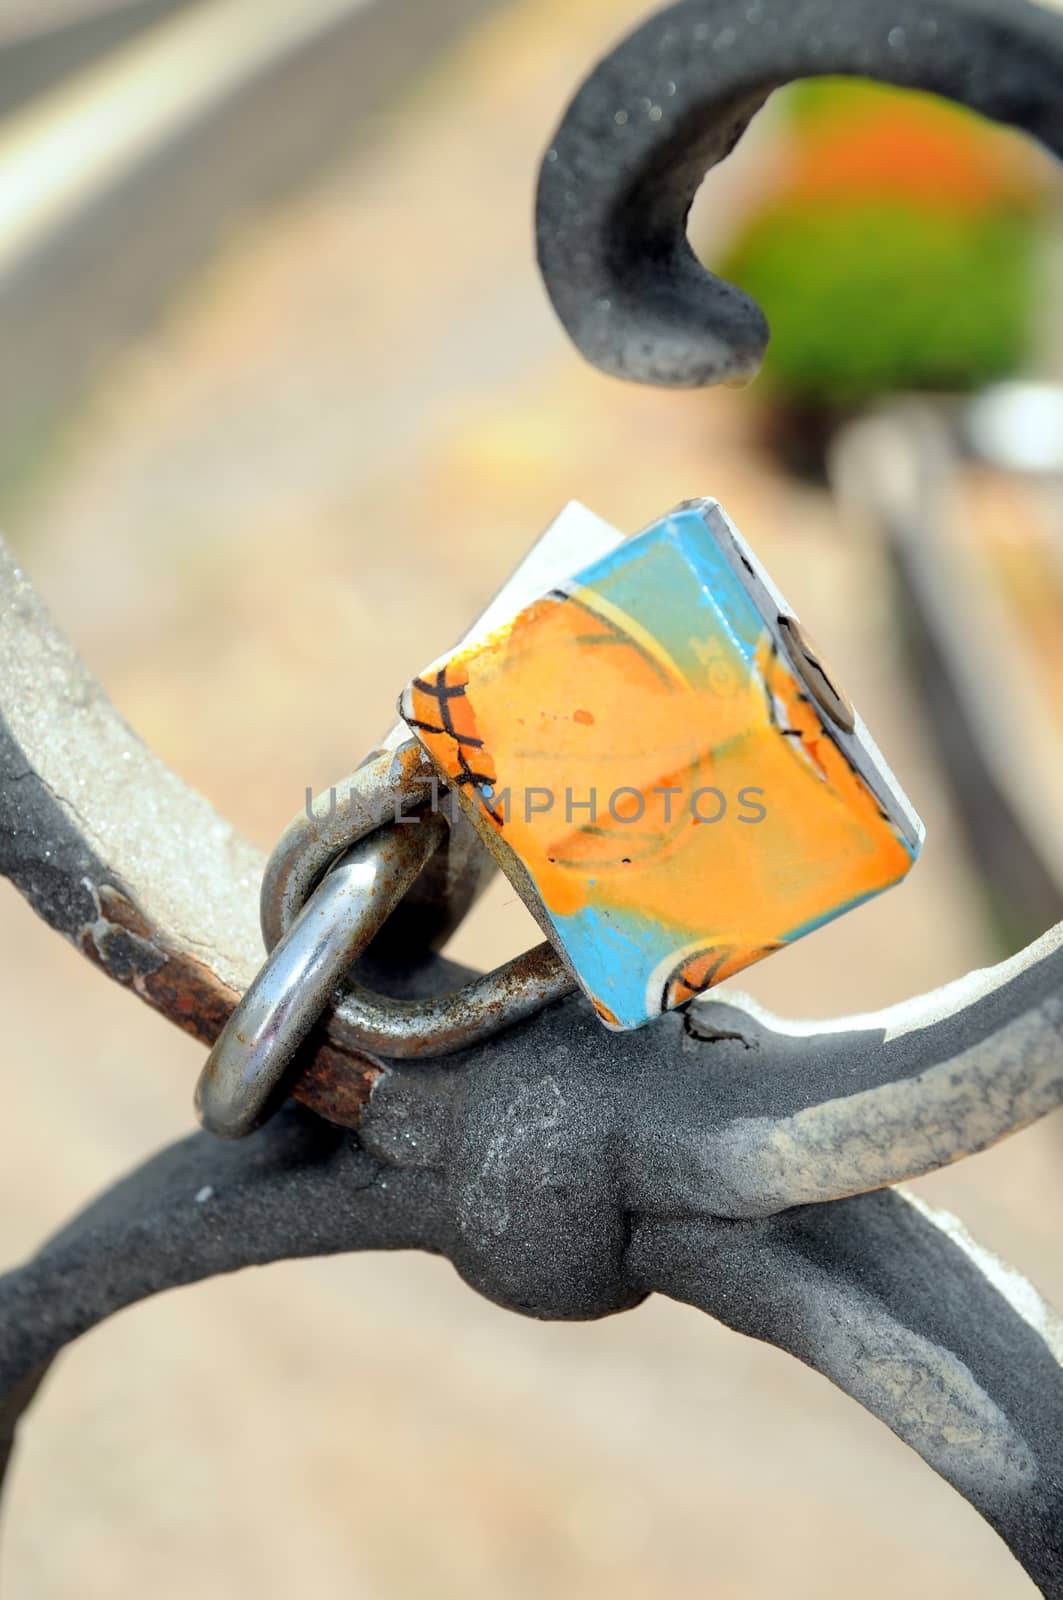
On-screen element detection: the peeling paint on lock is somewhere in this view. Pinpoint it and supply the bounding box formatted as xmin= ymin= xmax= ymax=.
xmin=401 ymin=500 xmax=923 ymax=1030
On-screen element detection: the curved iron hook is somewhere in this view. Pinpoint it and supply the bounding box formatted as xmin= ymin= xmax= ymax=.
xmin=6 ymin=5 xmax=1063 ymax=1579
xmin=536 ymin=0 xmax=1063 ymax=387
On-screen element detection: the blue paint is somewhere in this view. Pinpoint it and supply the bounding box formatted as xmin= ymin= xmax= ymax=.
xmin=549 ymin=900 xmax=704 ymax=1029
xmin=566 ymin=508 xmax=765 ymax=680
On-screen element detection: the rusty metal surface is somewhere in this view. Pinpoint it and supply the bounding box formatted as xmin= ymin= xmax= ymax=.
xmin=3 ymin=0 xmax=1063 ymax=1589
xmin=329 ymin=938 xmax=575 ymax=1059
xmin=0 ymin=538 xmax=386 ymax=1124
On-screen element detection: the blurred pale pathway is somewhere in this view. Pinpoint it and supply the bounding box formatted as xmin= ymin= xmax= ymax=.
xmin=2 ymin=2 xmax=1060 ymax=1595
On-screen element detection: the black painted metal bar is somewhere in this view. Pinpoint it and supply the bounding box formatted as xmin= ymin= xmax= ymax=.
xmin=3 ymin=0 xmax=1063 ymax=1588
xmin=537 ymin=0 xmax=1063 ymax=387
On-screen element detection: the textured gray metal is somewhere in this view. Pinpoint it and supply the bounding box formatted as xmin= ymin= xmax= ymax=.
xmin=4 ymin=1078 xmax=1063 ymax=1592
xmin=3 ymin=531 xmax=1063 ymax=1587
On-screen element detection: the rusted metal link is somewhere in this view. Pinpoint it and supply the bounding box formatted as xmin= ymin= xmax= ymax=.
xmin=328 ymin=938 xmax=573 ymax=1059
xmin=200 ymin=746 xmax=575 ymax=1136
xmin=267 ymin=749 xmax=575 ymax=1070
xmin=200 ymin=709 xmax=577 ymax=1135
xmin=235 ymin=502 xmax=629 ymax=1104
xmin=196 ymin=813 xmax=447 ymax=1139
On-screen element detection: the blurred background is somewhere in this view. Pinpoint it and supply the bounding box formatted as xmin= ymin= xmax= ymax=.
xmin=1 ymin=1 xmax=1063 ymax=1595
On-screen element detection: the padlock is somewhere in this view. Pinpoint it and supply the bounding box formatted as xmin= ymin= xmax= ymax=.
xmin=400 ymin=499 xmax=923 ymax=1030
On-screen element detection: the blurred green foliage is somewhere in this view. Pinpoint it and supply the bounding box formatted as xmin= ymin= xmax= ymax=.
xmin=727 ymin=204 xmax=1035 ymax=405
xmin=719 ymin=80 xmax=1049 ymax=409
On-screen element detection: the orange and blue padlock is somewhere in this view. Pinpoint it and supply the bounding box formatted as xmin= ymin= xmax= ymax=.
xmin=401 ymin=498 xmax=922 ymax=1031
xmin=197 ymin=499 xmax=922 ymax=1136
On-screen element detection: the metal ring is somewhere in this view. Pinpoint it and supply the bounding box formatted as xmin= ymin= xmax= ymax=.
xmin=326 ymin=940 xmax=575 ymax=1060
xmin=270 ymin=800 xmax=573 ymax=1062
xmin=262 ymin=737 xmax=576 ymax=1063
xmin=229 ymin=501 xmax=634 ymax=1096
xmin=195 ymin=812 xmax=447 ymax=1139
xmin=261 ymin=735 xmax=490 ymax=958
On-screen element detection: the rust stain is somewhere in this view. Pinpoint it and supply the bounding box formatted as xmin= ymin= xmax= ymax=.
xmin=78 ymin=888 xmax=379 ymax=1130
xmin=96 ymin=883 xmax=155 ymax=940
xmin=141 ymin=954 xmax=240 ymax=1046
xmin=291 ymin=1042 xmax=381 ymax=1128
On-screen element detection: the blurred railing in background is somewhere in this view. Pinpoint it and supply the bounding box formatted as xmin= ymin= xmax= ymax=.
xmin=0 ymin=1 xmax=195 ymax=119
xmin=0 ymin=0 xmax=500 ymax=508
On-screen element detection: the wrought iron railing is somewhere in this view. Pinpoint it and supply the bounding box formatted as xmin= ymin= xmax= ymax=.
xmin=3 ymin=1 xmax=1063 ymax=1591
